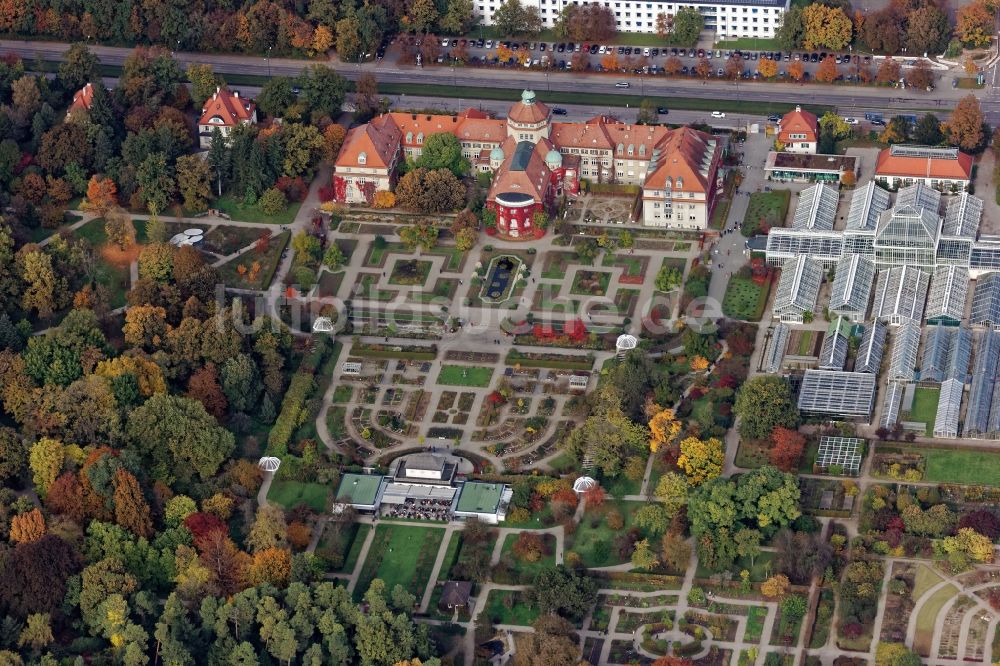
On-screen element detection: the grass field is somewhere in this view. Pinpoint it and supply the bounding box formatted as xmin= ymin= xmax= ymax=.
xmin=913 ymin=583 xmax=958 ymax=655
xmin=218 ymin=231 xmax=290 ymax=290
xmin=500 ymin=532 xmax=557 ymax=580
xmin=266 ymin=480 xmax=330 ymax=512
xmin=912 ymin=564 xmax=943 ymax=601
xmin=569 ymin=500 xmax=644 ymax=568
xmin=907 ymin=387 xmax=939 ymax=436
xmin=481 ymin=589 xmax=540 ymax=626
xmin=919 ymin=448 xmax=1000 ymax=486
xmin=213 ymin=194 xmax=303 ymax=225
xmin=356 ymin=524 xmax=446 ymax=600
xmin=744 ymin=606 xmax=768 ymax=643
xmin=436 ymin=364 xmax=495 ymax=387
xmin=742 ymin=190 xmax=791 ymax=236
xmin=722 ymin=275 xmax=768 ymax=321
xmin=339 ymin=523 xmax=371 ymax=574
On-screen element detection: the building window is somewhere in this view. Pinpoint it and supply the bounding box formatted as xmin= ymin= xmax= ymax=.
xmin=358 ymin=152 xmax=367 ymax=165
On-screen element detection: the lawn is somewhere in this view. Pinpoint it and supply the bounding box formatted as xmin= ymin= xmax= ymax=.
xmin=742 ymin=190 xmax=791 ymax=236
xmin=212 ymin=194 xmax=302 ymax=225
xmin=912 ymin=564 xmax=942 ymax=601
xmin=744 ymin=606 xmax=768 ymax=643
xmin=569 ymin=500 xmax=644 ymax=568
xmin=200 ymin=224 xmax=266 ymax=255
xmin=919 ymin=448 xmax=1000 ymax=486
xmin=331 ymin=385 xmax=353 ymax=403
xmin=436 ymin=364 xmax=495 ymax=387
xmin=355 ymin=524 xmax=446 ymax=601
xmin=217 ymin=231 xmax=290 ymax=290
xmin=906 ymin=387 xmax=939 ymax=436
xmin=722 ymin=274 xmax=768 ymax=321
xmin=913 ymin=584 xmax=957 ymax=655
xmin=266 ymin=480 xmax=330 ymax=512
xmin=480 ymin=589 xmax=540 ymax=626
xmin=340 ymin=523 xmax=371 ymax=574
xmin=499 ymin=532 xmax=557 ymax=581
xmin=326 ymin=406 xmax=347 ymax=440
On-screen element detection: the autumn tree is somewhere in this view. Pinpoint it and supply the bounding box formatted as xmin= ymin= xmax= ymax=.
xmin=660 ymin=532 xmax=692 ymax=572
xmin=9 ymin=508 xmax=46 ymax=544
xmin=695 ymin=57 xmax=712 ymax=79
xmin=196 ymin=532 xmax=250 ymax=597
xmin=947 ymin=94 xmax=984 ymax=151
xmin=246 ymin=547 xmax=292 ymax=587
xmin=187 ymin=63 xmax=225 ymax=107
xmin=17 ymin=613 xmax=54 ymax=652
xmin=113 ymin=468 xmax=154 ymax=538
xmin=665 ymin=56 xmax=683 ymax=75
xmin=28 ymin=438 xmax=64 ymax=497
xmin=956 ymin=0 xmax=994 ymax=47
xmin=18 ymin=249 xmax=66 ymax=320
xmin=513 ymin=531 xmax=546 ymax=562
xmin=769 ymin=427 xmax=806 ymax=472
xmin=395 ymin=168 xmax=466 ymax=213
xmin=758 ymin=57 xmax=778 ymax=78
xmin=59 ymin=44 xmax=99 ymax=91
xmin=104 ymin=207 xmax=136 ymax=251
xmin=648 ymin=407 xmax=681 ymax=452
xmin=399 ymin=223 xmax=440 ymax=252
xmin=802 ymin=4 xmax=852 ymax=50
xmin=906 ymin=5 xmax=950 ymax=55
xmin=671 ymin=7 xmax=704 ymax=46
xmin=0 ymin=534 xmax=81 ymax=618
xmin=175 ymin=154 xmax=212 ymax=213
xmin=247 ymin=505 xmax=289 ymax=552
xmin=565 ymin=385 xmax=650 ymax=477
xmin=815 ymin=55 xmax=839 ymax=83
xmin=187 ymin=362 xmax=228 ymax=418
xmin=761 ymin=573 xmax=791 ymax=597
xmin=0 ymin=427 xmax=26 ymax=485
xmin=724 ymin=56 xmax=743 ymax=80
xmin=631 ymin=538 xmax=659 ymax=570
xmin=455 ymin=227 xmax=478 ymax=251
xmin=875 ymin=58 xmax=902 ymax=85
xmin=677 ymin=436 xmax=724 ymax=485
xmin=907 ymin=59 xmax=934 ymax=90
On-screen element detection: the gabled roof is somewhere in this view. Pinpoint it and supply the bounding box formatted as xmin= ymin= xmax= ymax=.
xmin=68 ymin=83 xmax=94 ymax=115
xmin=875 ymin=144 xmax=973 ymax=181
xmin=198 ymin=87 xmax=256 ymax=127
xmin=778 ymin=106 xmax=818 ymax=144
xmin=507 ymin=90 xmax=550 ymax=125
xmin=337 ymin=115 xmax=401 ymax=169
xmin=644 ymin=127 xmax=720 ymax=195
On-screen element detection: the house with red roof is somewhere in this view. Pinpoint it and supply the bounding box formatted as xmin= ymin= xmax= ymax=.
xmin=777 ymin=106 xmax=819 ymax=154
xmin=874 ymin=145 xmax=973 ymax=192
xmin=67 ymin=83 xmax=95 ymax=119
xmin=197 ymin=87 xmax=258 ymax=149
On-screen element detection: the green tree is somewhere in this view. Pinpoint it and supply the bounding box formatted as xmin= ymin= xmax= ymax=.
xmin=531 ymin=566 xmax=597 ymax=622
xmin=297 ymin=65 xmax=348 ymax=119
xmin=734 ymin=528 xmax=762 ymax=566
xmin=136 ymin=152 xmax=176 ymax=214
xmin=818 ymin=111 xmax=852 ymax=140
xmin=17 ymin=613 xmax=54 ymax=652
xmin=125 ymin=394 xmax=235 ymax=483
xmin=175 ymin=154 xmax=212 ymax=213
xmin=399 ymin=223 xmax=440 ymax=252
xmin=636 ymin=99 xmax=658 ymax=125
xmin=28 ymin=438 xmax=64 ymax=497
xmin=323 ymin=243 xmax=346 ymax=270
xmin=414 ymin=132 xmax=470 ymax=177
xmin=654 ymin=472 xmax=688 ymax=512
xmin=440 ymin=0 xmax=475 ymax=34
xmin=0 ymin=427 xmax=26 ymax=484
xmin=58 ymin=44 xmax=99 ymax=91
xmin=734 ymin=375 xmax=799 ymax=440
xmin=257 ymin=77 xmax=296 ymax=118
xmin=406 ymin=0 xmax=440 ymax=32
xmin=259 ymin=187 xmax=288 ymax=216
xmin=631 ymin=538 xmax=659 ymax=570
xmin=335 ymin=16 xmax=363 ymax=63
xmin=186 ymin=63 xmax=224 ymax=108
xmin=775 ymin=5 xmax=804 ymax=50
xmin=670 ymin=7 xmax=704 ymax=46
xmin=139 ymin=243 xmax=174 ymax=283
xmin=18 ymin=249 xmax=66 ymax=320
xmin=655 ymin=265 xmax=683 ymax=292
xmin=492 ymin=0 xmax=542 ymax=36
xmin=632 ymin=504 xmax=669 ymax=537
xmin=394 ymin=168 xmax=466 ymax=213
xmin=281 ymin=123 xmax=325 ymax=177
xmin=913 ymin=113 xmax=944 ymax=145
xmin=565 ymin=385 xmax=650 ymax=477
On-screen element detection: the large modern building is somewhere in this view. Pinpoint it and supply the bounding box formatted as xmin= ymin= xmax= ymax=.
xmin=797 ymin=370 xmax=877 ymax=420
xmin=475 ymin=0 xmax=789 ymax=38
xmin=333 ymin=91 xmax=723 ymax=233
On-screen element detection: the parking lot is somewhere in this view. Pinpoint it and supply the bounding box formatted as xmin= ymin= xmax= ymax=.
xmin=406 ymin=35 xmax=922 ymax=86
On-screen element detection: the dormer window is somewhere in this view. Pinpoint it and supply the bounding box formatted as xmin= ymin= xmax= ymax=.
xmin=638 ymin=144 xmax=646 ymax=156
xmin=417 ymin=132 xmax=424 ymax=144
xmin=358 ymin=152 xmax=367 ymax=165
xmin=616 ymin=143 xmax=624 ymax=155
xmin=675 ymin=177 xmax=683 ymax=189
xmin=406 ymin=132 xmax=413 ymax=143
xmin=627 ymin=144 xmax=634 ymax=156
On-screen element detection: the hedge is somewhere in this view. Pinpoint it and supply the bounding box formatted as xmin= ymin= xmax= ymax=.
xmin=266 ymin=339 xmax=332 ymax=455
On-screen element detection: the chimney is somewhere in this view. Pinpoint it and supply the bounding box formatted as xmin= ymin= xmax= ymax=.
xmin=234 ymin=90 xmax=239 ymax=98
xmin=795 ymin=105 xmax=801 ymax=112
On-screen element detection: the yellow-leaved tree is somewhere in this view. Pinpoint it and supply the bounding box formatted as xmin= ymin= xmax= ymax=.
xmin=677 ymin=436 xmax=724 ymax=485
xmin=648 ymin=408 xmax=681 ymax=452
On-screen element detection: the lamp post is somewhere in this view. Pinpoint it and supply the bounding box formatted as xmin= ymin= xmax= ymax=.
xmin=545 ymin=71 xmax=549 ymax=91
xmin=267 ymin=46 xmax=272 ymax=77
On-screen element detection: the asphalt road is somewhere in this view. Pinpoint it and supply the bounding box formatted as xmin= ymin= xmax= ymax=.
xmin=2 ymin=38 xmax=990 ymax=122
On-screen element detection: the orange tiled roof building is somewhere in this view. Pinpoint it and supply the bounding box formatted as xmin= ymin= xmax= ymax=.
xmin=198 ymin=87 xmax=258 ymax=149
xmin=67 ymin=83 xmax=95 ymax=118
xmin=332 ymin=90 xmax=723 ymax=237
xmin=777 ymin=105 xmax=818 ymax=154
xmin=874 ymin=145 xmax=973 ymax=192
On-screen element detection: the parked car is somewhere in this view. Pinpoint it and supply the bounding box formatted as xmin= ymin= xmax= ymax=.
xmin=615 ymin=81 xmax=630 ymax=87
xmin=644 ymin=47 xmax=651 ymax=56
xmin=711 ymin=111 xmax=726 ymax=118
xmin=651 ymin=48 xmax=659 ymax=56
xmin=552 ymin=107 xmax=568 ymax=115
xmin=441 ymin=37 xmax=449 ymax=46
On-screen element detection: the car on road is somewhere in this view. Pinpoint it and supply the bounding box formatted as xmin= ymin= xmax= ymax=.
xmin=843 ymin=117 xmax=859 ymax=125
xmin=292 ymin=87 xmax=301 ymax=95
xmin=767 ymin=114 xmax=780 ymax=122
xmin=657 ymin=107 xmax=669 ymax=114
xmin=643 ymin=47 xmax=651 ymax=56
xmin=711 ymin=111 xmax=726 ymax=118
xmin=552 ymin=108 xmax=568 ymax=115
xmin=871 ymin=118 xmax=886 ymax=126
xmin=615 ymin=81 xmax=630 ymax=88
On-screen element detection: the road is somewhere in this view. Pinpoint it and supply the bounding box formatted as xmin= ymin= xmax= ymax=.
xmin=3 ymin=38 xmax=993 ymax=121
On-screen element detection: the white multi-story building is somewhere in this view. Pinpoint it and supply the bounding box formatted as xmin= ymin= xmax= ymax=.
xmin=476 ymin=0 xmax=789 ymax=38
